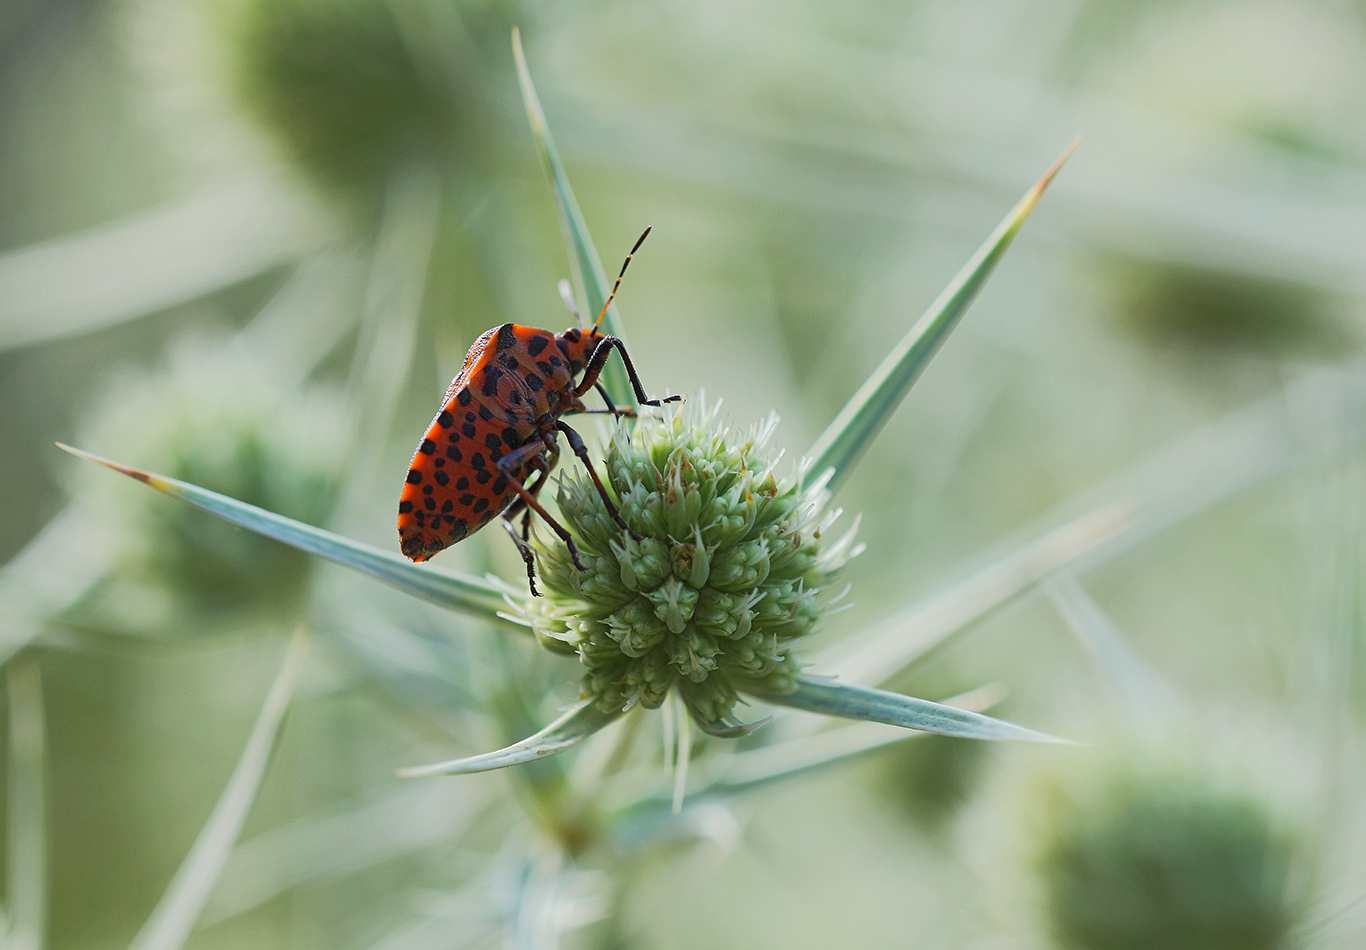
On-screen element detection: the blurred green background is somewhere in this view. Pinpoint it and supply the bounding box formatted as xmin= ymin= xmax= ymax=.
xmin=3 ymin=0 xmax=1366 ymax=947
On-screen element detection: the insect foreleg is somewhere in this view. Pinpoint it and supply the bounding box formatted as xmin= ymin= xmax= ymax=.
xmin=573 ymin=337 xmax=682 ymax=408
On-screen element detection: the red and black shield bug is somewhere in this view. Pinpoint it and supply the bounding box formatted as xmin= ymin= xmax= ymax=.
xmin=397 ymin=228 xmax=678 ymax=595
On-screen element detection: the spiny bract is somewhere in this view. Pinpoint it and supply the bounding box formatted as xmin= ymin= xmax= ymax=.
xmin=521 ymin=401 xmax=862 ymax=730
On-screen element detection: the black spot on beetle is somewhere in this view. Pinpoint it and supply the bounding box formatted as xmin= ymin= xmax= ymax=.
xmin=419 ymin=439 xmax=435 ymax=455
xmin=502 ymin=427 xmax=520 ymax=447
xmin=449 ymin=519 xmax=468 ymax=540
xmin=445 ymin=444 xmax=462 ymax=461
xmin=423 ymin=485 xmax=434 ymax=495
xmin=485 ymin=432 xmax=503 ymax=450
xmin=459 ymin=494 xmax=475 ymax=506
xmin=475 ymin=469 xmax=492 ymax=485
xmin=457 ymin=389 xmax=472 ymax=407
xmin=536 ymin=360 xmax=555 ymax=377
xmin=471 ymin=453 xmax=485 ymax=469
xmin=478 ymin=405 xmax=494 ymax=421
xmin=436 ymin=410 xmax=453 ymax=428
xmin=481 ymin=368 xmax=502 ymax=397
xmin=525 ymin=374 xmax=543 ymax=391
xmin=497 ymin=324 xmax=516 ymax=349
xmin=473 ymin=497 xmax=490 ymax=513
xmin=424 ymin=497 xmax=436 ymax=510
xmin=406 ymin=469 xmax=422 ymax=484
xmin=492 ymin=475 xmax=509 ymax=494
xmin=456 ymin=476 xmax=469 ymax=490
xmin=527 ymin=335 xmax=549 ymax=356
xmin=398 ymin=500 xmax=413 ymax=513
xmin=433 ymin=470 xmax=449 ymax=486
xmin=441 ymin=500 xmax=453 ymax=513
xmin=462 ymin=422 xmax=476 ymax=438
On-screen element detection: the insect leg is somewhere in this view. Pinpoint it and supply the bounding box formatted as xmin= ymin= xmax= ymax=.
xmin=496 ymin=453 xmax=557 ymax=594
xmin=503 ymin=454 xmax=550 ymax=521
xmin=501 ymin=517 xmax=540 ymax=596
xmin=496 ymin=439 xmax=587 ymax=573
xmin=573 ymin=336 xmax=682 ymax=408
xmin=555 ymin=420 xmax=640 ymax=541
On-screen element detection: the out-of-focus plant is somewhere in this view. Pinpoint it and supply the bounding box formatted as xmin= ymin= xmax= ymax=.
xmin=1037 ymin=760 xmax=1297 ymax=950
xmin=230 ymin=0 xmax=457 ymax=200
xmin=66 ymin=339 xmax=347 ymax=631
xmin=959 ymin=575 xmax=1322 ymax=950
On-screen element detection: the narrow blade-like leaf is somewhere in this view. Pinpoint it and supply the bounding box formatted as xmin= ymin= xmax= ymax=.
xmin=1045 ymin=574 xmax=1176 ymax=713
xmin=129 ymin=627 xmax=310 ymax=950
xmin=57 ymin=445 xmax=518 ymax=629
xmin=512 ymin=27 xmax=632 ymax=406
xmin=0 ymin=503 xmax=116 ymax=665
xmin=0 ymin=181 xmax=328 ymax=353
xmin=709 ymin=684 xmax=1002 ymax=795
xmin=745 ymin=674 xmax=1064 ymax=743
xmin=398 ymin=701 xmax=621 ymax=777
xmin=818 ymin=502 xmax=1132 ymax=687
xmin=7 ymin=660 xmax=47 ymax=950
xmin=689 ymin=713 xmax=773 ymax=739
xmin=806 ymin=140 xmax=1077 ymax=493
xmin=204 ymin=783 xmax=486 ymax=925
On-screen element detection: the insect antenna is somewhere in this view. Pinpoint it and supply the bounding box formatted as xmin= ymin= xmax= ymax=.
xmin=593 ymin=226 xmax=651 ymax=330
xmin=557 ymin=279 xmax=584 ymax=328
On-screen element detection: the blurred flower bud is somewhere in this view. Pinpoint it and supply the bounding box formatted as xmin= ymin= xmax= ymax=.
xmin=73 ymin=338 xmax=348 ymax=627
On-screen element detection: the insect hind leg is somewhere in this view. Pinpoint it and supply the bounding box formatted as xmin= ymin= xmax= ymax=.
xmin=501 ymin=517 xmax=540 ymax=596
xmin=496 ymin=437 xmax=587 ymax=574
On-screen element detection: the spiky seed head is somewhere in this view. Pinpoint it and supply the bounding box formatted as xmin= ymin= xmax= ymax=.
xmin=520 ymin=400 xmax=861 ymax=730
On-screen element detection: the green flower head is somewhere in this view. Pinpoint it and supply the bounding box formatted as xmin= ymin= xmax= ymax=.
xmin=521 ymin=401 xmax=861 ymax=733
xmin=1037 ymin=763 xmax=1299 ymax=950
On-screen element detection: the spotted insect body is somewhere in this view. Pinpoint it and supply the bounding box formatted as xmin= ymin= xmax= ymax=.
xmin=397 ymin=229 xmax=676 ymax=594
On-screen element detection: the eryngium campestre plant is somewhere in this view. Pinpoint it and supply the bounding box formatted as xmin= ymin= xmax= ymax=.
xmin=522 ymin=402 xmax=861 ymax=730
xmin=1037 ymin=764 xmax=1298 ymax=950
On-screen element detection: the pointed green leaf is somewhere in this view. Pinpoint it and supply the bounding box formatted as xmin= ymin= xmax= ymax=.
xmin=57 ymin=444 xmax=519 ymax=630
xmin=745 ymin=674 xmax=1064 ymax=743
xmin=204 ymin=783 xmax=487 ymax=925
xmin=818 ymin=502 xmax=1132 ymax=688
xmin=130 ymin=628 xmax=310 ymax=950
xmin=0 ymin=181 xmax=329 ymax=353
xmin=709 ymin=685 xmax=1003 ymax=795
xmin=806 ymin=140 xmax=1077 ymax=494
xmin=1045 ymin=574 xmax=1175 ymax=712
xmin=512 ymin=27 xmax=632 ymax=406
xmin=397 ymin=701 xmax=621 ymax=777
xmin=689 ymin=712 xmax=773 ymax=739
xmin=7 ymin=660 xmax=47 ymax=950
